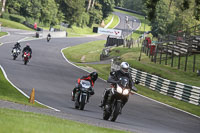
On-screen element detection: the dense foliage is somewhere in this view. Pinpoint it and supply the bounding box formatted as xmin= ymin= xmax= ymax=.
xmin=122 ymin=0 xmax=200 ymax=37
xmin=1 ymin=0 xmax=116 ymax=27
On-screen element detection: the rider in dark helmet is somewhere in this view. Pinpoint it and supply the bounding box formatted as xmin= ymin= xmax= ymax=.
xmin=99 ymin=62 xmax=137 ymax=108
xmin=22 ymin=44 xmax=32 ymax=58
xmin=12 ymin=41 xmax=21 ymax=54
xmin=71 ymin=72 xmax=98 ymax=101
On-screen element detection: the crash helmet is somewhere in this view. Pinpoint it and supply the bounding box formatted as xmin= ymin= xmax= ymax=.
xmin=90 ymin=72 xmax=98 ymax=82
xmin=26 ymin=43 xmax=30 ymax=47
xmin=120 ymin=62 xmax=129 ymax=74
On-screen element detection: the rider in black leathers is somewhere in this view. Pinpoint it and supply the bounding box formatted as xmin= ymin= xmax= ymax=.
xmin=99 ymin=62 xmax=137 ymax=108
xmin=71 ymin=72 xmax=98 ymax=101
xmin=12 ymin=42 xmax=21 ymax=54
xmin=22 ymin=44 xmax=32 ymax=58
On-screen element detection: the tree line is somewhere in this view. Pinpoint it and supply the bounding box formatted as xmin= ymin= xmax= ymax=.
xmin=0 ymin=0 xmax=121 ymax=27
xmin=121 ymin=0 xmax=200 ymax=37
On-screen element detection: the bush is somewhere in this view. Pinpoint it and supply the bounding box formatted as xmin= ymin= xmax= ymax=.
xmin=9 ymin=14 xmax=25 ymax=23
xmin=1 ymin=13 xmax=10 ymax=20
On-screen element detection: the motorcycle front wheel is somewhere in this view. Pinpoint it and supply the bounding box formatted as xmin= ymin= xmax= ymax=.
xmin=103 ymin=105 xmax=111 ymax=120
xmin=110 ymin=101 xmax=121 ymax=122
xmin=79 ymin=94 xmax=87 ymax=110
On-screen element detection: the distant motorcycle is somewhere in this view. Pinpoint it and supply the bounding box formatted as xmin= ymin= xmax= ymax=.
xmin=102 ymin=76 xmax=137 ymax=122
xmin=12 ymin=48 xmax=21 ymax=60
xmin=23 ymin=51 xmax=31 ymax=65
xmin=74 ymin=80 xmax=92 ymax=110
xmin=47 ymin=34 xmax=51 ymax=42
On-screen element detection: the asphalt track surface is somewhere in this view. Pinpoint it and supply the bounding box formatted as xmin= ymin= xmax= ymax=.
xmin=0 ymin=12 xmax=200 ymax=133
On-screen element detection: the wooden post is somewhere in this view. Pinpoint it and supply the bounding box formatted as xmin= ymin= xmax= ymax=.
xmin=193 ymin=54 xmax=196 ymax=72
xmin=159 ymin=48 xmax=162 ymax=64
xmin=165 ymin=45 xmax=168 ymax=65
xmin=171 ymin=50 xmax=174 ymax=67
xmin=154 ymin=45 xmax=159 ymax=63
xmin=184 ymin=53 xmax=188 ymax=71
xmin=178 ymin=53 xmax=181 ymax=69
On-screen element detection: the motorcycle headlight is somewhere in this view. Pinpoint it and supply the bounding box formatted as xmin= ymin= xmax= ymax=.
xmin=116 ymin=85 xmax=122 ymax=94
xmin=123 ymin=89 xmax=129 ymax=95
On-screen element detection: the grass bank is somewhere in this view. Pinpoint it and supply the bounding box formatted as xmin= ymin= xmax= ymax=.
xmin=0 ymin=108 xmax=127 ymax=133
xmin=0 ymin=68 xmax=44 ymax=108
xmin=0 ymin=18 xmax=32 ymax=31
xmin=63 ymin=40 xmax=106 ymax=62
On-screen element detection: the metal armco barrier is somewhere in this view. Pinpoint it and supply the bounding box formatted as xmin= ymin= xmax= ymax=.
xmin=111 ymin=60 xmax=200 ymax=105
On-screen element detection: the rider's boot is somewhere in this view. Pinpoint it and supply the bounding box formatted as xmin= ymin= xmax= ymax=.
xmin=71 ymin=91 xmax=75 ymax=101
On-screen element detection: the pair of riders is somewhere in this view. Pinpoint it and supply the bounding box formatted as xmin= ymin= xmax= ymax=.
xmin=71 ymin=62 xmax=137 ymax=108
xmin=12 ymin=42 xmax=32 ymax=58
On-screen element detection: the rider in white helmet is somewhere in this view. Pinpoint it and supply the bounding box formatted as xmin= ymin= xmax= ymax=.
xmin=99 ymin=62 xmax=137 ymax=108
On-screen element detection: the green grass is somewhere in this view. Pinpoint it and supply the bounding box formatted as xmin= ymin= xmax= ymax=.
xmin=0 ymin=68 xmax=44 ymax=108
xmin=0 ymin=108 xmax=128 ymax=133
xmin=104 ymin=14 xmax=113 ymax=26
xmin=107 ymin=14 xmax=120 ymax=29
xmin=0 ymin=32 xmax=8 ymax=37
xmin=0 ymin=18 xmax=33 ymax=31
xmin=63 ymin=40 xmax=106 ymax=62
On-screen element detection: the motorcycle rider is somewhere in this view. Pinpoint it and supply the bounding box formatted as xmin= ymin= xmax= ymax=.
xmin=71 ymin=72 xmax=98 ymax=101
xmin=12 ymin=41 xmax=21 ymax=54
xmin=99 ymin=62 xmax=137 ymax=108
xmin=22 ymin=44 xmax=32 ymax=58
xmin=47 ymin=33 xmax=51 ymax=42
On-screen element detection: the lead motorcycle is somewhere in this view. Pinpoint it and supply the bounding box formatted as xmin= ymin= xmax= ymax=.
xmin=102 ymin=76 xmax=138 ymax=122
xmin=12 ymin=47 xmax=21 ymax=60
xmin=23 ymin=51 xmax=31 ymax=65
xmin=74 ymin=80 xmax=92 ymax=110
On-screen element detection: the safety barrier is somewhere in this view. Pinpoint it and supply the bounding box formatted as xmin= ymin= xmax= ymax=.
xmin=111 ymin=60 xmax=200 ymax=105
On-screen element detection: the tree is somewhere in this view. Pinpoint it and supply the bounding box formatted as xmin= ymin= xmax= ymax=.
xmin=98 ymin=0 xmax=115 ymax=19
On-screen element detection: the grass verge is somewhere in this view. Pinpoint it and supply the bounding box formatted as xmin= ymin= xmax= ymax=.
xmin=0 ymin=68 xmax=45 ymax=108
xmin=0 ymin=108 xmax=127 ymax=133
xmin=107 ymin=14 xmax=120 ymax=29
xmin=0 ymin=32 xmax=8 ymax=37
xmin=63 ymin=40 xmax=106 ymax=62
xmin=0 ymin=18 xmax=33 ymax=31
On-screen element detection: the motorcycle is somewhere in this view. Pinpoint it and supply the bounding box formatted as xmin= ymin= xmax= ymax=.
xmin=12 ymin=47 xmax=20 ymax=60
xmin=74 ymin=80 xmax=92 ymax=110
xmin=47 ymin=35 xmax=51 ymax=42
xmin=23 ymin=51 xmax=31 ymax=65
xmin=102 ymin=76 xmax=138 ymax=122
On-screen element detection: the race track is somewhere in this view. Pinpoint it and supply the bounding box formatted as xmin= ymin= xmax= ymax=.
xmin=0 ymin=12 xmax=199 ymax=133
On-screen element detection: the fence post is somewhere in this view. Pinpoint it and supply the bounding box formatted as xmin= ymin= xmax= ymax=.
xmin=171 ymin=50 xmax=174 ymax=67
xmin=154 ymin=45 xmax=159 ymax=63
xmin=159 ymin=47 xmax=162 ymax=64
xmin=193 ymin=54 xmax=196 ymax=72
xmin=178 ymin=53 xmax=181 ymax=69
xmin=184 ymin=53 xmax=188 ymax=71
xmin=165 ymin=45 xmax=168 ymax=65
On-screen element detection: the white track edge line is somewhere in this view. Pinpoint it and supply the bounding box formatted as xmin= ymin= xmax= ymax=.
xmin=0 ymin=65 xmax=60 ymax=112
xmin=61 ymin=47 xmax=107 ymax=83
xmin=61 ymin=48 xmax=200 ymax=119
